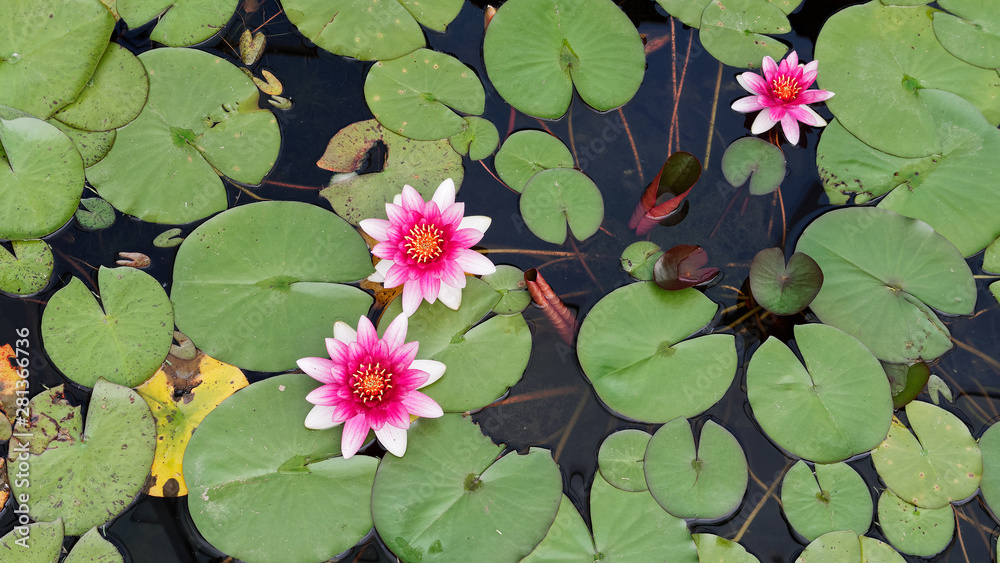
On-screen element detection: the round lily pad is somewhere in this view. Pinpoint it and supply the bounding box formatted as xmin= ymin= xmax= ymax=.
xmin=371 ymin=413 xmax=562 ymax=563
xmin=48 ymin=118 xmax=116 ymax=167
xmin=815 ymin=1 xmax=1000 ymax=158
xmin=654 ymin=0 xmax=712 ymax=27
xmin=117 ymin=0 xmax=237 ymax=47
xmin=185 ymin=373 xmax=378 ymax=563
xmin=86 ymin=48 xmax=281 ymax=224
xmin=494 ymin=130 xmax=574 ymax=193
xmin=795 ymin=207 xmax=976 ymax=363
xmin=597 ymin=429 xmax=652 ymax=492
xmin=644 ymin=418 xmax=748 ymax=520
xmin=52 ymin=42 xmax=148 ymax=132
xmin=620 ymin=241 xmax=664 ymax=282
xmin=64 ymin=527 xmax=124 ymax=563
xmin=722 ymin=137 xmax=787 ymax=196
xmin=877 ymin=488 xmax=954 ymax=557
xmin=42 ymin=266 xmax=174 ymax=388
xmin=0 ymin=240 xmax=53 ymax=296
xmin=449 ymin=116 xmax=499 ymax=161
xmin=481 ymin=265 xmax=531 ymax=316
xmin=795 ymin=531 xmax=905 ymax=563
xmin=693 ymin=534 xmax=760 ymax=563
xmin=0 ymin=520 xmax=63 ymax=562
xmin=747 ymin=323 xmax=893 ymax=463
xmin=171 ymin=201 xmax=374 ymax=372
xmin=748 ymin=248 xmax=823 ymax=316
xmin=577 ymin=282 xmax=737 ymax=423
xmin=872 ymin=400 xmax=982 ymax=508
xmin=483 ymin=0 xmax=645 ymax=119
xmin=75 ymin=197 xmax=115 ymax=231
xmin=378 ymin=278 xmax=531 ymax=412
xmin=521 ymin=495 xmax=596 ymax=562
xmin=591 ymin=476 xmax=699 ymax=561
xmin=780 ymin=461 xmax=873 ymax=542
xmin=520 ymin=168 xmax=605 ymax=245
xmin=699 ymin=0 xmax=791 ymax=69
xmin=933 ymin=0 xmax=1000 ymax=69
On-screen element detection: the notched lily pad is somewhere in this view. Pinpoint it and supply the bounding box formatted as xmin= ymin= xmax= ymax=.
xmin=748 ymin=248 xmax=822 ymax=316
xmin=598 ymin=429 xmax=652 ymax=492
xmin=722 ymin=137 xmax=786 ymax=196
xmin=621 ymin=241 xmax=664 ymax=281
xmin=449 ymin=116 xmax=500 ymax=161
xmin=520 ymin=168 xmax=605 ymax=245
xmin=117 ymin=0 xmax=238 ymax=47
xmin=481 ymin=265 xmax=531 ymax=316
xmin=780 ymin=461 xmax=873 ymax=542
xmin=699 ymin=0 xmax=791 ymax=69
xmin=75 ymin=197 xmax=115 ymax=231
xmin=0 ymin=240 xmax=54 ymax=296
xmin=494 ymin=130 xmax=574 ymax=193
xmin=52 ymin=42 xmax=149 ymax=132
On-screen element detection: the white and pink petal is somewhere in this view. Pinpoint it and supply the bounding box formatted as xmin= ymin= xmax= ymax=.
xmin=402 ymin=390 xmax=444 ymax=419
xmin=341 ymin=414 xmax=371 ymax=459
xmin=304 ymin=404 xmax=342 ymax=430
xmin=375 ymin=424 xmax=408 ymax=457
xmin=297 ymin=357 xmax=337 ymax=383
xmin=410 ymin=359 xmax=446 ymax=387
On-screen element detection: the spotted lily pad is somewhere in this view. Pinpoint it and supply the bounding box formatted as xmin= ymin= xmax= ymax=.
xmin=780 ymin=461 xmax=873 ymax=542
xmin=494 ymin=130 xmax=574 ymax=193
xmin=48 ymin=118 xmax=116 ymax=167
xmin=620 ymin=241 xmax=664 ymax=281
xmin=598 ymin=429 xmax=652 ymax=492
xmin=64 ymin=527 xmax=125 ymax=563
xmin=117 ymin=0 xmax=238 ymax=47
xmin=0 ymin=520 xmax=63 ymax=562
xmin=0 ymin=240 xmax=53 ymax=296
xmin=700 ymin=0 xmax=791 ymax=69
xmin=933 ymin=0 xmax=1000 ymax=69
xmin=51 ymin=42 xmax=148 ymax=132
xmin=877 ymin=488 xmax=954 ymax=556
xmin=520 ymin=168 xmax=605 ymax=245
xmin=449 ymin=116 xmax=499 ymax=161
xmin=75 ymin=197 xmax=115 ymax=231
xmin=795 ymin=531 xmax=905 ymax=563
xmin=722 ymin=137 xmax=786 ymax=196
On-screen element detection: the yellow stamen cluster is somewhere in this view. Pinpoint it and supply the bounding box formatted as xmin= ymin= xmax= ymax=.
xmin=771 ymin=75 xmax=802 ymax=102
xmin=351 ymin=362 xmax=392 ymax=403
xmin=404 ymin=223 xmax=444 ymax=263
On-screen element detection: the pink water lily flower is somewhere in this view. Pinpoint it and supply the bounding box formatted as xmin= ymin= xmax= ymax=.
xmin=298 ymin=314 xmax=444 ymax=459
xmin=359 ymin=179 xmax=496 ymax=316
xmin=731 ymin=51 xmax=835 ymax=145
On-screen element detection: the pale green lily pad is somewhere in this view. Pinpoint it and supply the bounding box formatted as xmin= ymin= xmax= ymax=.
xmin=0 ymin=520 xmax=63 ymax=562
xmin=153 ymin=228 xmax=184 ymax=248
xmin=494 ymin=130 xmax=574 ymax=193
xmin=933 ymin=0 xmax=1000 ymax=69
xmin=185 ymin=374 xmax=378 ymax=563
xmin=780 ymin=461 xmax=873 ymax=542
xmin=75 ymin=197 xmax=115 ymax=231
xmin=52 ymin=42 xmax=148 ymax=132
xmin=693 ymin=534 xmax=760 ymax=563
xmin=577 ymin=283 xmax=737 ymax=423
xmin=521 ymin=495 xmax=596 ymax=562
xmin=644 ymin=418 xmax=748 ymax=520
xmin=0 ymin=240 xmax=53 ymax=296
xmin=877 ymin=488 xmax=954 ymax=556
xmin=86 ymin=48 xmax=280 ymax=224
xmin=0 ymin=112 xmax=85 ymax=240
xmin=978 ymin=422 xmax=1000 ymax=520
xmin=748 ymin=248 xmax=823 ymax=316
xmin=795 ymin=207 xmax=975 ymax=363
xmin=481 ymin=265 xmax=531 ymax=316
xmin=795 ymin=531 xmax=905 ymax=562
xmin=379 ymin=278 xmax=531 ymax=412
xmin=986 ymin=237 xmax=1000 ymax=305
xmin=621 ymin=241 xmax=664 ymax=281
xmin=49 ymin=118 xmax=116 ymax=167
xmin=597 ymin=429 xmax=651 ymax=492
xmin=64 ymin=527 xmax=125 ymax=563
xmin=722 ymin=137 xmax=786 ymax=196
xmin=520 ymin=168 xmax=604 ymax=245
xmin=483 ymin=0 xmax=645 ymax=119
xmin=747 ymin=323 xmax=893 ymax=463
xmin=117 ymin=0 xmax=238 ymax=47
xmin=700 ymin=0 xmax=791 ymax=69
xmin=365 ymin=49 xmax=485 ymax=141
xmin=11 ymin=379 xmax=156 ymax=535
xmin=42 ymin=267 xmax=174 ymax=388
xmin=317 ymin=119 xmax=464 ymax=225
xmin=372 ymin=414 xmax=562 ymax=563
xmin=872 ymin=400 xmax=981 ymax=508
xmin=449 ymin=116 xmax=499 ymax=161
xmin=0 ymin=0 xmax=115 ymax=119
xmin=171 ymin=201 xmax=374 ymax=372
xmin=815 ymin=2 xmax=1000 ymax=158
xmin=654 ymin=0 xmax=712 ymax=27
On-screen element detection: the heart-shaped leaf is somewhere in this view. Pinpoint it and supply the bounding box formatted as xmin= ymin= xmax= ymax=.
xmin=117 ymin=0 xmax=237 ymax=47
xmin=449 ymin=116 xmax=499 ymax=161
xmin=749 ymin=248 xmax=823 ymax=316
xmin=494 ymin=130 xmax=574 ymax=193
xmin=699 ymin=0 xmax=791 ymax=69
xmin=51 ymin=43 xmax=148 ymax=132
xmin=780 ymin=461 xmax=873 ymax=542
xmin=520 ymin=168 xmax=605 ymax=245
xmin=0 ymin=240 xmax=53 ymax=296
xmin=598 ymin=429 xmax=652 ymax=492
xmin=722 ymin=137 xmax=786 ymax=196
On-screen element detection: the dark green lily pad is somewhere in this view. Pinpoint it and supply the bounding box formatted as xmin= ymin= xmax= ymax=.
xmin=494 ymin=130 xmax=574 ymax=193
xmin=0 ymin=520 xmax=63 ymax=562
xmin=520 ymin=168 xmax=604 ymax=245
xmin=0 ymin=240 xmax=53 ymax=296
xmin=654 ymin=0 xmax=712 ymax=27
xmin=780 ymin=461 xmax=873 ymax=542
xmin=597 ymin=429 xmax=651 ymax=492
xmin=483 ymin=0 xmax=645 ymax=119
xmin=75 ymin=197 xmax=115 ymax=231
xmin=795 ymin=207 xmax=975 ymax=363
xmin=185 ymin=374 xmax=378 ymax=563
xmin=748 ymin=248 xmax=823 ymax=316
xmin=317 ymin=119 xmax=464 ymax=225
xmin=933 ymin=0 xmax=1000 ymax=69
xmin=64 ymin=527 xmax=125 ymax=563
xmin=577 ymin=283 xmax=737 ymax=423
xmin=449 ymin=116 xmax=499 ymax=161
xmin=693 ymin=534 xmax=760 ymax=563
xmin=986 ymin=237 xmax=1000 ymax=305
xmin=722 ymin=137 xmax=786 ymax=196
xmin=42 ymin=267 xmax=174 ymax=388
xmin=796 ymin=531 xmax=905 ymax=562
xmin=372 ymin=414 xmax=562 ymax=563
xmin=86 ymin=48 xmax=280 ymax=224
xmin=52 ymin=43 xmax=148 ymax=132
xmin=481 ymin=265 xmax=531 ymax=316
xmin=883 ymin=361 xmax=931 ymax=409
xmin=620 ymin=241 xmax=664 ymax=281
xmin=379 ymin=278 xmax=531 ymax=412
xmin=877 ymin=488 xmax=954 ymax=557
xmin=49 ymin=118 xmax=116 ymax=167
xmin=747 ymin=323 xmax=892 ymax=463
xmin=171 ymin=201 xmax=374 ymax=372
xmin=117 ymin=0 xmax=238 ymax=47
xmin=700 ymin=0 xmax=791 ymax=69
xmin=365 ymin=49 xmax=485 ymax=141
xmin=978 ymin=421 xmax=1000 ymax=520
xmin=644 ymin=418 xmax=748 ymax=520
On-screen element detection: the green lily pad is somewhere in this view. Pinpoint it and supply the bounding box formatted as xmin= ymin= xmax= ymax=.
xmin=86 ymin=48 xmax=280 ymax=224
xmin=597 ymin=429 xmax=652 ymax=492
xmin=75 ymin=197 xmax=115 ymax=231
xmin=15 ymin=386 xmax=81 ymax=455
xmin=52 ymin=42 xmax=148 ymax=132
xmin=872 ymin=400 xmax=981 ymax=508
xmin=117 ymin=0 xmax=238 ymax=47
xmin=449 ymin=116 xmax=499 ymax=161
xmin=815 ymin=1 xmax=1000 ymax=158
xmin=700 ymin=0 xmax=791 ymax=69
xmin=372 ymin=414 xmax=562 ymax=563
xmin=780 ymin=461 xmax=873 ymax=542
xmin=481 ymin=265 xmax=531 ymax=316
xmin=171 ymin=201 xmax=374 ymax=372
xmin=693 ymin=534 xmax=760 ymax=563
xmin=877 ymin=488 xmax=954 ymax=556
xmin=577 ymin=283 xmax=737 ymax=423
xmin=365 ymin=49 xmax=485 ymax=141
xmin=0 ymin=240 xmax=53 ymax=296
xmin=153 ymin=228 xmax=184 ymax=248
xmin=64 ymin=527 xmax=125 ymax=563
xmin=883 ymin=360 xmax=931 ymax=409
xmin=933 ymin=0 xmax=1000 ymax=69
xmin=644 ymin=418 xmax=748 ymax=520
xmin=0 ymin=112 xmax=85 ymax=240
xmin=654 ymin=0 xmax=712 ymax=27
xmin=483 ymin=0 xmax=645 ymax=119
xmin=185 ymin=373 xmax=378 ymax=562
xmin=494 ymin=130 xmax=574 ymax=193
xmin=521 ymin=495 xmax=596 ymax=562
xmin=747 ymin=323 xmax=893 ymax=463
xmin=520 ymin=168 xmax=605 ymax=245
xmin=49 ymin=118 xmax=116 ymax=167
xmin=795 ymin=207 xmax=975 ymax=363
xmin=0 ymin=0 xmax=115 ymax=119
xmin=978 ymin=422 xmax=1000 ymax=520
xmin=0 ymin=520 xmax=63 ymax=562
xmin=748 ymin=248 xmax=823 ymax=316
xmin=620 ymin=241 xmax=664 ymax=281
xmin=379 ymin=278 xmax=531 ymax=412
xmin=795 ymin=531 xmax=905 ymax=562
xmin=722 ymin=137 xmax=786 ymax=196
xmin=317 ymin=119 xmax=464 ymax=225
xmin=42 ymin=267 xmax=174 ymax=388
xmin=11 ymin=379 xmax=156 ymax=535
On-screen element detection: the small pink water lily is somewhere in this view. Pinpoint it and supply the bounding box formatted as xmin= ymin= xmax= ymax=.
xmin=731 ymin=51 xmax=835 ymax=145
xmin=359 ymin=179 xmax=496 ymax=316
xmin=298 ymin=314 xmax=444 ymax=459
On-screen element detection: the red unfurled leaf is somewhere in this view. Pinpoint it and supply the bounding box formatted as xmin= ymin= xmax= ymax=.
xmin=653 ymin=245 xmax=719 ymax=291
xmin=629 ymin=152 xmax=701 ymax=235
xmin=524 ymin=268 xmax=576 ymax=345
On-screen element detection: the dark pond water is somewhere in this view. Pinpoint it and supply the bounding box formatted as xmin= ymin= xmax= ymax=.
xmin=2 ymin=0 xmax=1000 ymax=561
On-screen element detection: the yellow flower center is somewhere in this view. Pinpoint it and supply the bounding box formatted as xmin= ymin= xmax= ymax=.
xmin=771 ymin=75 xmax=802 ymax=102
xmin=405 ymin=223 xmax=444 ymax=263
xmin=351 ymin=362 xmax=392 ymax=403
